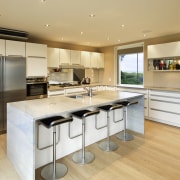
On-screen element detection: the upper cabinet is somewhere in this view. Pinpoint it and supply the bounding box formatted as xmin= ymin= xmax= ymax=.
xmin=6 ymin=40 xmax=25 ymax=57
xmin=147 ymin=42 xmax=180 ymax=71
xmin=26 ymin=42 xmax=47 ymax=58
xmin=91 ymin=52 xmax=104 ymax=68
xmin=70 ymin=50 xmax=81 ymax=65
xmin=90 ymin=52 xmax=98 ymax=68
xmin=26 ymin=42 xmax=47 ymax=77
xmin=97 ymin=53 xmax=104 ymax=68
xmin=81 ymin=51 xmax=91 ymax=68
xmin=0 ymin=39 xmax=5 ymax=56
xmin=59 ymin=49 xmax=70 ymax=65
xmin=47 ymin=48 xmax=60 ymax=67
xmin=147 ymin=41 xmax=180 ymax=59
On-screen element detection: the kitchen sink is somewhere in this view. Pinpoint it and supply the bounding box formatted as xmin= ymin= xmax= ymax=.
xmin=67 ymin=93 xmax=97 ymax=99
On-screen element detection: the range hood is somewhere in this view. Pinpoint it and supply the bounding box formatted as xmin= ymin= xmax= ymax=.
xmin=59 ymin=64 xmax=85 ymax=69
xmin=0 ymin=27 xmax=29 ymax=40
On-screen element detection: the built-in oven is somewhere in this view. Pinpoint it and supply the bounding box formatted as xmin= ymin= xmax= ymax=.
xmin=26 ymin=78 xmax=48 ymax=100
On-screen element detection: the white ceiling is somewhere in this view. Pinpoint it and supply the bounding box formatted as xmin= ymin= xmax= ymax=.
xmin=1 ymin=0 xmax=180 ymax=47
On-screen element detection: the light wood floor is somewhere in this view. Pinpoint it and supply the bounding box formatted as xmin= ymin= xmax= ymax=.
xmin=0 ymin=120 xmax=180 ymax=180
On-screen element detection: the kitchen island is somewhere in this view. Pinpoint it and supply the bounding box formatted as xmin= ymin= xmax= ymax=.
xmin=7 ymin=90 xmax=144 ymax=180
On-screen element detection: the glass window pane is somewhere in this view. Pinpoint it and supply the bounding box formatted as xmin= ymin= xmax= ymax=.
xmin=119 ymin=52 xmax=144 ymax=85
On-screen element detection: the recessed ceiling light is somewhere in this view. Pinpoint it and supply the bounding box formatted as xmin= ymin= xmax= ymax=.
xmin=89 ymin=14 xmax=95 ymax=18
xmin=45 ymin=24 xmax=50 ymax=27
xmin=118 ymin=39 xmax=121 ymax=42
xmin=41 ymin=0 xmax=46 ymax=2
xmin=80 ymin=32 xmax=83 ymax=35
xmin=121 ymin=24 xmax=125 ymax=28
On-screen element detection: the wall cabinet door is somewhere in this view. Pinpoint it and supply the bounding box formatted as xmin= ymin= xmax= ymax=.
xmin=81 ymin=51 xmax=91 ymax=68
xmin=6 ymin=40 xmax=25 ymax=57
xmin=47 ymin=48 xmax=60 ymax=67
xmin=70 ymin=50 xmax=81 ymax=65
xmin=59 ymin=49 xmax=70 ymax=65
xmin=0 ymin=39 xmax=5 ymax=56
xmin=26 ymin=42 xmax=47 ymax=58
xmin=97 ymin=53 xmax=104 ymax=68
xmin=90 ymin=52 xmax=98 ymax=68
xmin=26 ymin=57 xmax=47 ymax=77
xmin=147 ymin=41 xmax=180 ymax=59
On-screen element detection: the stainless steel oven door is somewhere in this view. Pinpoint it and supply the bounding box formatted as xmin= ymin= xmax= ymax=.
xmin=26 ymin=82 xmax=47 ymax=100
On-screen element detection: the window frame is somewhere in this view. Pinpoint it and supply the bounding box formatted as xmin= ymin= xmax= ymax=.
xmin=115 ymin=42 xmax=144 ymax=88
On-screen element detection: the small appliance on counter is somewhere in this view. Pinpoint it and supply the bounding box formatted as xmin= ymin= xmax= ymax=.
xmin=81 ymin=77 xmax=91 ymax=84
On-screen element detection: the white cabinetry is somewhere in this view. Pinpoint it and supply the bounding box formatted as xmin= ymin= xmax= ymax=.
xmin=90 ymin=52 xmax=104 ymax=68
xmin=97 ymin=53 xmax=104 ymax=68
xmin=6 ymin=40 xmax=25 ymax=56
xmin=149 ymin=90 xmax=180 ymax=127
xmin=90 ymin=52 xmax=98 ymax=68
xmin=147 ymin=41 xmax=180 ymax=59
xmin=70 ymin=50 xmax=81 ymax=65
xmin=26 ymin=42 xmax=47 ymax=58
xmin=59 ymin=49 xmax=70 ymax=65
xmin=81 ymin=51 xmax=91 ymax=68
xmin=26 ymin=42 xmax=47 ymax=77
xmin=47 ymin=48 xmax=60 ymax=67
xmin=0 ymin=39 xmax=5 ymax=56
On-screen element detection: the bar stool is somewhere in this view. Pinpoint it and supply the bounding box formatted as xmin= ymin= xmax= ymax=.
xmin=97 ymin=104 xmax=123 ymax=151
xmin=115 ymin=100 xmax=138 ymax=141
xmin=70 ymin=109 xmax=100 ymax=165
xmin=40 ymin=115 xmax=73 ymax=180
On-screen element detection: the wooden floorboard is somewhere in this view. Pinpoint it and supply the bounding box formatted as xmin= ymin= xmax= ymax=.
xmin=0 ymin=120 xmax=180 ymax=180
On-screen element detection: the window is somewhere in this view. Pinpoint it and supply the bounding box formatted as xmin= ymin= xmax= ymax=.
xmin=117 ymin=45 xmax=144 ymax=86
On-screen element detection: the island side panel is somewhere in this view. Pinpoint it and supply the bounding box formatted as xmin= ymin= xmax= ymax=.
xmin=127 ymin=96 xmax=144 ymax=134
xmin=7 ymin=104 xmax=35 ymax=180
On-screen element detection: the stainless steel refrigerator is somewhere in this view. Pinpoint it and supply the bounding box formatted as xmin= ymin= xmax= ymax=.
xmin=0 ymin=55 xmax=26 ymax=134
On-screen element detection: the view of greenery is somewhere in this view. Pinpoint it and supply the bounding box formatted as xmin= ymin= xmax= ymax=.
xmin=118 ymin=52 xmax=144 ymax=85
xmin=121 ymin=71 xmax=143 ymax=85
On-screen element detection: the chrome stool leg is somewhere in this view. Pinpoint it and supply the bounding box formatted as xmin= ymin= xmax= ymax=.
xmin=98 ymin=111 xmax=118 ymax=151
xmin=72 ymin=118 xmax=95 ymax=164
xmin=117 ymin=106 xmax=134 ymax=141
xmin=41 ymin=126 xmax=67 ymax=179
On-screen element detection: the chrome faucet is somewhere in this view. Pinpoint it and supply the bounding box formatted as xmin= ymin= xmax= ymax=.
xmin=83 ymin=87 xmax=93 ymax=97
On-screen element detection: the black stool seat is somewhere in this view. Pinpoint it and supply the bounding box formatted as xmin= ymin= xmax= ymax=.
xmin=115 ymin=100 xmax=138 ymax=106
xmin=40 ymin=116 xmax=73 ymax=128
xmin=40 ymin=115 xmax=73 ymax=180
xmin=70 ymin=109 xmax=100 ymax=165
xmin=98 ymin=104 xmax=123 ymax=111
xmin=71 ymin=109 xmax=100 ymax=119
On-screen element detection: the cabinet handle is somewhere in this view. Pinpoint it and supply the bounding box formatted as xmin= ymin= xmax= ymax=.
xmin=150 ymin=98 xmax=180 ymax=104
xmin=150 ymin=108 xmax=180 ymax=115
xmin=27 ymin=56 xmax=46 ymax=58
xmin=7 ymin=55 xmax=24 ymax=57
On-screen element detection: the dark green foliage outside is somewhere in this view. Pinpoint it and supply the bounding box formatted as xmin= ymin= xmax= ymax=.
xmin=121 ymin=71 xmax=143 ymax=85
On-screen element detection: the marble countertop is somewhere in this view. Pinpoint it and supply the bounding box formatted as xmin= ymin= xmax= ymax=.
xmin=8 ymin=90 xmax=143 ymax=120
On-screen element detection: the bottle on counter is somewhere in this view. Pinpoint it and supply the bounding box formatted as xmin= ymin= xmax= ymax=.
xmin=173 ymin=60 xmax=177 ymax=70
xmin=168 ymin=61 xmax=173 ymax=70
